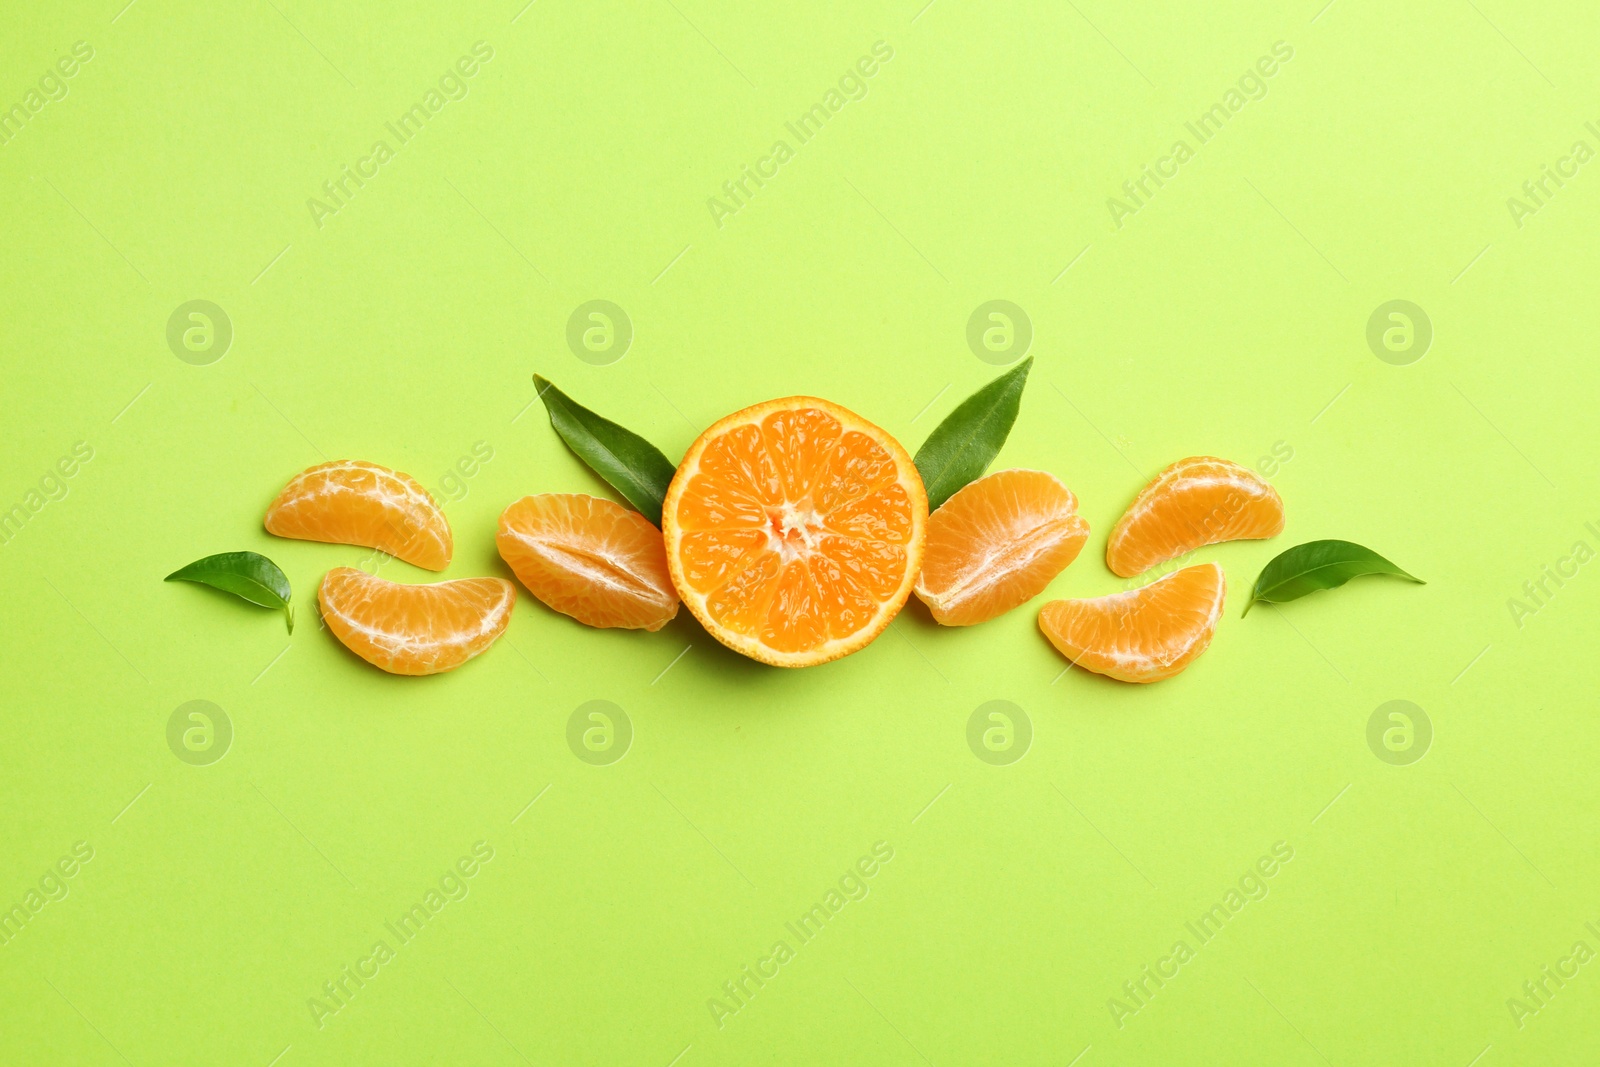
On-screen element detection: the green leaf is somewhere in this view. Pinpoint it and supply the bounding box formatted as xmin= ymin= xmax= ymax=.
xmin=533 ymin=375 xmax=677 ymax=526
xmin=166 ymin=551 xmax=294 ymax=632
xmin=913 ymin=357 xmax=1033 ymax=511
xmin=1242 ymin=539 xmax=1424 ymax=616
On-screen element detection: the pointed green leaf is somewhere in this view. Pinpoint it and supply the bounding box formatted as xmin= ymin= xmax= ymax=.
xmin=913 ymin=357 xmax=1033 ymax=511
xmin=166 ymin=551 xmax=294 ymax=632
xmin=1243 ymin=539 xmax=1424 ymax=616
xmin=533 ymin=375 xmax=676 ymax=526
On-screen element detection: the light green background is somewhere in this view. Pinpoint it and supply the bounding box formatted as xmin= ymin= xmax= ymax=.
xmin=2 ymin=0 xmax=1596 ymax=1063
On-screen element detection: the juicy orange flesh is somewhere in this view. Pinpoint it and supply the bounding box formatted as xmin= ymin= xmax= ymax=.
xmin=1106 ymin=457 xmax=1282 ymax=578
xmin=1038 ymin=562 xmax=1225 ymax=683
xmin=673 ymin=408 xmax=914 ymax=654
xmin=915 ymin=469 xmax=1089 ymax=626
xmin=319 ymin=567 xmax=513 ymax=675
xmin=266 ymin=460 xmax=452 ymax=571
xmin=497 ymin=494 xmax=678 ymax=631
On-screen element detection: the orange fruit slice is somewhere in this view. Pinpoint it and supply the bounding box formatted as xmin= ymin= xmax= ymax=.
xmin=1105 ymin=456 xmax=1284 ymax=578
xmin=914 ymin=468 xmax=1089 ymax=626
xmin=318 ymin=567 xmax=514 ymax=675
xmin=265 ymin=460 xmax=452 ymax=571
xmin=497 ymin=494 xmax=679 ymax=631
xmin=1038 ymin=562 xmax=1225 ymax=683
xmin=661 ymin=397 xmax=928 ymax=667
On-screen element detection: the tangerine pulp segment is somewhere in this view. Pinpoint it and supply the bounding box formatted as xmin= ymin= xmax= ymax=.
xmin=914 ymin=468 xmax=1089 ymax=626
xmin=266 ymin=460 xmax=452 ymax=571
xmin=497 ymin=493 xmax=679 ymax=631
xmin=318 ymin=567 xmax=513 ymax=675
xmin=1105 ymin=456 xmax=1284 ymax=578
xmin=1037 ymin=561 xmax=1225 ymax=683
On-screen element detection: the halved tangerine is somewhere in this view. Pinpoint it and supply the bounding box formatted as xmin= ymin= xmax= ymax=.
xmin=661 ymin=397 xmax=928 ymax=667
xmin=497 ymin=494 xmax=679 ymax=631
xmin=319 ymin=567 xmax=514 ymax=675
xmin=1038 ymin=562 xmax=1225 ymax=683
xmin=914 ymin=468 xmax=1089 ymax=626
xmin=1105 ymin=457 xmax=1283 ymax=578
xmin=266 ymin=460 xmax=452 ymax=571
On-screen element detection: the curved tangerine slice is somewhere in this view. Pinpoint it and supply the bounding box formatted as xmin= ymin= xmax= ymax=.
xmin=318 ymin=567 xmax=514 ymax=675
xmin=914 ymin=468 xmax=1090 ymax=626
xmin=496 ymin=493 xmax=678 ymax=631
xmin=1037 ymin=562 xmax=1225 ymax=683
xmin=662 ymin=396 xmax=927 ymax=668
xmin=266 ymin=460 xmax=452 ymax=571
xmin=1105 ymin=456 xmax=1284 ymax=578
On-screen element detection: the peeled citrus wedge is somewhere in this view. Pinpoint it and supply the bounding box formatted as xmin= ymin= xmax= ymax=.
xmin=266 ymin=460 xmax=452 ymax=571
xmin=914 ymin=468 xmax=1089 ymax=626
xmin=1105 ymin=456 xmax=1283 ymax=578
xmin=662 ymin=397 xmax=928 ymax=667
xmin=318 ymin=567 xmax=514 ymax=675
xmin=1038 ymin=561 xmax=1225 ymax=683
xmin=497 ymin=493 xmax=678 ymax=631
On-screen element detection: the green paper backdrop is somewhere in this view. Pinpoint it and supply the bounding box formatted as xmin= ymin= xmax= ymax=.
xmin=3 ymin=1 xmax=1597 ymax=1063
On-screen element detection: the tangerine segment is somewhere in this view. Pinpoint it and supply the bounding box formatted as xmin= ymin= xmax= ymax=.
xmin=266 ymin=460 xmax=452 ymax=571
xmin=1105 ymin=456 xmax=1284 ymax=578
xmin=497 ymin=494 xmax=679 ymax=632
xmin=1038 ymin=562 xmax=1225 ymax=684
xmin=914 ymin=469 xmax=1089 ymax=626
xmin=318 ymin=567 xmax=514 ymax=675
xmin=662 ymin=397 xmax=927 ymax=667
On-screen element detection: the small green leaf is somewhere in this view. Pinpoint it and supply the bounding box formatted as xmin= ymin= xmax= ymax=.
xmin=166 ymin=551 xmax=294 ymax=632
xmin=913 ymin=357 xmax=1033 ymax=511
xmin=533 ymin=375 xmax=677 ymax=526
xmin=1243 ymin=539 xmax=1424 ymax=616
